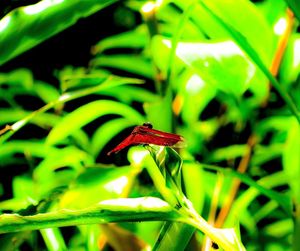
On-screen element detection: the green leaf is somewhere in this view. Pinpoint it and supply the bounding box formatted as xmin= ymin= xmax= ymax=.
xmin=283 ymin=118 xmax=300 ymax=204
xmin=91 ymin=118 xmax=136 ymax=157
xmin=200 ymin=0 xmax=275 ymax=63
xmin=280 ymin=34 xmax=300 ymax=85
xmin=201 ymin=164 xmax=292 ymax=215
xmin=0 ymin=75 xmax=143 ymax=144
xmin=182 ymin=162 xmax=205 ymax=213
xmin=92 ymin=25 xmax=148 ymax=53
xmin=209 ymin=145 xmax=249 ymax=162
xmin=0 ymin=68 xmax=33 ymax=89
xmin=90 ymin=55 xmax=154 ymax=79
xmin=47 ymin=100 xmax=145 ymax=145
xmin=153 ymin=222 xmax=195 ymax=251
xmin=0 ymin=0 xmax=117 ymax=65
xmin=199 ymin=1 xmax=300 ymax=124
xmin=0 ymin=140 xmax=60 ymax=161
xmin=33 ymin=146 xmax=92 ymax=181
xmin=60 ymin=166 xmax=138 ymax=209
xmin=151 ymin=36 xmax=256 ymax=96
xmin=99 ymin=85 xmax=159 ymax=104
xmin=147 ymin=146 xmax=183 ymax=191
xmin=0 ymin=197 xmax=178 ymax=234
xmin=34 ymin=81 xmax=60 ymax=103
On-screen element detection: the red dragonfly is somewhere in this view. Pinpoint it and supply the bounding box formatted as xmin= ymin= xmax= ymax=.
xmin=107 ymin=122 xmax=184 ymax=155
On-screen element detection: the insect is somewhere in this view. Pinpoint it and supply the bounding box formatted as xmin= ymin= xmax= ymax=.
xmin=107 ymin=122 xmax=184 ymax=155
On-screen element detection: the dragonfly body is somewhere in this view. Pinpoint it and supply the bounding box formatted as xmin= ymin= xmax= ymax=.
xmin=107 ymin=123 xmax=184 ymax=155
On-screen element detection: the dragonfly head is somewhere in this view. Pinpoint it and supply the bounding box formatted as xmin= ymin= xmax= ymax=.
xmin=143 ymin=122 xmax=153 ymax=129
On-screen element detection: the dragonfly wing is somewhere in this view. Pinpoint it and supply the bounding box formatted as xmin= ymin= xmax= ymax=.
xmin=107 ymin=134 xmax=137 ymax=155
xmin=108 ymin=125 xmax=185 ymax=155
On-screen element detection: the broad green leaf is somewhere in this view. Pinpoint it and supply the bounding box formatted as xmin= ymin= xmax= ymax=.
xmin=199 ymin=1 xmax=300 ymax=124
xmin=181 ymin=73 xmax=217 ymax=123
xmin=90 ymin=55 xmax=154 ymax=79
xmin=283 ymin=118 xmax=300 ymax=204
xmin=59 ymin=166 xmax=138 ymax=209
xmin=47 ymin=100 xmax=145 ymax=145
xmin=0 ymin=0 xmax=117 ymax=65
xmin=201 ymin=0 xmax=275 ymax=64
xmin=151 ymin=36 xmax=256 ymax=96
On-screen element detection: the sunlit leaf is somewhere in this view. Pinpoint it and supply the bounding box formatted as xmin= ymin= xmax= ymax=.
xmin=280 ymin=34 xmax=300 ymax=85
xmin=152 ymin=36 xmax=256 ymax=96
xmin=47 ymin=100 xmax=145 ymax=145
xmin=60 ymin=166 xmax=138 ymax=209
xmin=0 ymin=0 xmax=117 ymax=65
xmin=0 ymin=197 xmax=179 ymax=233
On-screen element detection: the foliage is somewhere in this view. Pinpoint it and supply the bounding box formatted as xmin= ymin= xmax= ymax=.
xmin=0 ymin=0 xmax=300 ymax=250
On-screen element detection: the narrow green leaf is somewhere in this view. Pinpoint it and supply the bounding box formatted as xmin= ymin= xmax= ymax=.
xmin=90 ymin=55 xmax=154 ymax=79
xmin=47 ymin=100 xmax=145 ymax=145
xmin=92 ymin=25 xmax=147 ymax=53
xmin=201 ymin=164 xmax=292 ymax=215
xmin=0 ymin=0 xmax=117 ymax=65
xmin=0 ymin=75 xmax=142 ymax=144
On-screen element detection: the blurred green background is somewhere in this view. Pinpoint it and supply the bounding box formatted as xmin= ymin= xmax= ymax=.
xmin=0 ymin=0 xmax=300 ymax=250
